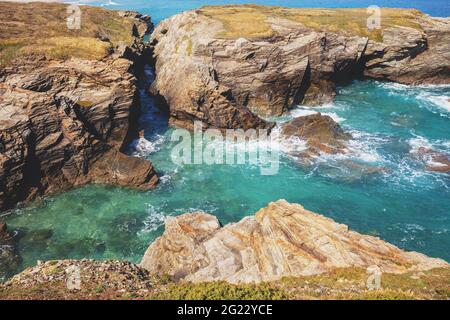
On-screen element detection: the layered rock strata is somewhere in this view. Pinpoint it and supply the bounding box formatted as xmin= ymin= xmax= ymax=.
xmin=141 ymin=200 xmax=448 ymax=284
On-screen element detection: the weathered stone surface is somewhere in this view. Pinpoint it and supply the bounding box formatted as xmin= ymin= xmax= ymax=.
xmin=89 ymin=149 xmax=158 ymax=188
xmin=0 ymin=6 xmax=157 ymax=212
xmin=141 ymin=200 xmax=448 ymax=284
xmin=150 ymin=6 xmax=450 ymax=130
xmin=2 ymin=259 xmax=156 ymax=293
xmin=281 ymin=113 xmax=351 ymax=155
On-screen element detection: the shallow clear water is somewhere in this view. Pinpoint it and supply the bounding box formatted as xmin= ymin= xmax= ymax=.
xmin=1 ymin=1 xmax=450 ymax=281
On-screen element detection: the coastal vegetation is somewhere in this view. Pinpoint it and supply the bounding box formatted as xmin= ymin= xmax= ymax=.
xmin=198 ymin=5 xmax=423 ymax=41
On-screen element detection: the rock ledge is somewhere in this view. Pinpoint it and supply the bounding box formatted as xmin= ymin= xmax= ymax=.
xmin=141 ymin=200 xmax=448 ymax=284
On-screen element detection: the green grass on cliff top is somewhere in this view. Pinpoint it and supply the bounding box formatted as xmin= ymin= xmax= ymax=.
xmin=198 ymin=5 xmax=424 ymax=41
xmin=0 ymin=2 xmax=136 ymax=66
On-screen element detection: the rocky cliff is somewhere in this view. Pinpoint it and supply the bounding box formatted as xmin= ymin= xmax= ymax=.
xmin=2 ymin=258 xmax=449 ymax=300
xmin=0 ymin=3 xmax=158 ymax=211
xmin=141 ymin=200 xmax=448 ymax=284
xmin=1 ymin=201 xmax=449 ymax=299
xmin=150 ymin=5 xmax=450 ymax=130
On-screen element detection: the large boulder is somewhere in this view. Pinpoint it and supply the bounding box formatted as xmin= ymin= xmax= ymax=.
xmin=281 ymin=113 xmax=351 ymax=156
xmin=141 ymin=200 xmax=448 ymax=284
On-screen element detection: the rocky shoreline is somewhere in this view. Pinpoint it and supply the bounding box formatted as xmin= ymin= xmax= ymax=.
xmin=141 ymin=200 xmax=448 ymax=284
xmin=0 ymin=3 xmax=158 ymax=212
xmin=1 ymin=3 xmax=449 ymax=212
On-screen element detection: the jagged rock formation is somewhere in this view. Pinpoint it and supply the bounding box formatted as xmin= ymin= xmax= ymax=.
xmin=150 ymin=5 xmax=450 ymax=130
xmin=0 ymin=3 xmax=158 ymax=211
xmin=411 ymin=147 xmax=450 ymax=173
xmin=281 ymin=113 xmax=351 ymax=156
xmin=141 ymin=200 xmax=448 ymax=284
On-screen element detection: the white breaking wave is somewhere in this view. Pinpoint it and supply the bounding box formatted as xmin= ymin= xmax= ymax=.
xmin=323 ymin=112 xmax=346 ymax=123
xmin=408 ymin=134 xmax=450 ymax=171
xmin=279 ymin=135 xmax=309 ymax=154
xmin=318 ymin=130 xmax=386 ymax=165
xmin=377 ymin=81 xmax=450 ymax=116
xmin=289 ymin=108 xmax=317 ymax=118
xmin=159 ymin=174 xmax=172 ymax=184
xmin=289 ymin=110 xmax=346 ymax=123
xmin=408 ymin=134 xmax=450 ymax=154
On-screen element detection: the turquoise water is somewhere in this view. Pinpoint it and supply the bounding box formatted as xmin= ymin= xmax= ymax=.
xmin=1 ymin=1 xmax=450 ymax=280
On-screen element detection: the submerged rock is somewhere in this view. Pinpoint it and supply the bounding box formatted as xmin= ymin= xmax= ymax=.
xmin=0 ymin=3 xmax=157 ymax=212
xmin=141 ymin=200 xmax=448 ymax=284
xmin=0 ymin=222 xmax=21 ymax=281
xmin=413 ymin=147 xmax=450 ymax=173
xmin=150 ymin=5 xmax=450 ymax=130
xmin=312 ymin=160 xmax=390 ymax=183
xmin=281 ymin=113 xmax=351 ymax=156
xmin=2 ymin=259 xmax=156 ymax=293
